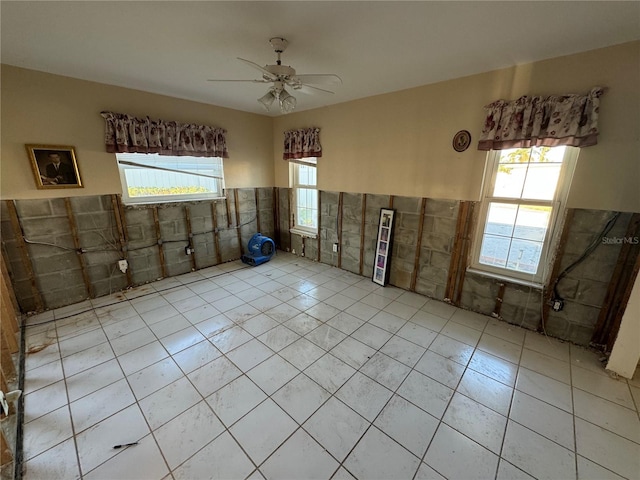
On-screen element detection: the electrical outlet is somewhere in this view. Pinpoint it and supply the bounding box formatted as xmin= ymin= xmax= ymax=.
xmin=185 ymin=246 xmax=194 ymax=255
xmin=333 ymin=243 xmax=338 ymax=253
xmin=552 ymin=299 xmax=564 ymax=312
xmin=117 ymin=259 xmax=128 ymax=273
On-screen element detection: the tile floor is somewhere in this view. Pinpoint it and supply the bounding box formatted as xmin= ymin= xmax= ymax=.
xmin=20 ymin=253 xmax=640 ymax=479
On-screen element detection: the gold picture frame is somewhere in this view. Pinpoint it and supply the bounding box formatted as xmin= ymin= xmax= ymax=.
xmin=26 ymin=144 xmax=83 ymax=189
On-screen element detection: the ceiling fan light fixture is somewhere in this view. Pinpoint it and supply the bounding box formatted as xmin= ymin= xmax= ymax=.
xmin=279 ymin=89 xmax=296 ymax=114
xmin=257 ymin=90 xmax=276 ymax=111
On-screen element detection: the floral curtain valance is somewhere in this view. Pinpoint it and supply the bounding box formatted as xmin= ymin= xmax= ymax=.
xmin=101 ymin=112 xmax=229 ymax=158
xmin=283 ymin=127 xmax=322 ymax=160
xmin=477 ymin=87 xmax=604 ymax=151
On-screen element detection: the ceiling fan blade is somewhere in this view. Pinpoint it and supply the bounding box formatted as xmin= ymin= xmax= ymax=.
xmin=207 ymin=79 xmax=270 ymax=83
xmin=293 ymin=83 xmax=335 ymax=95
xmin=237 ymin=58 xmax=277 ymax=80
xmin=293 ymin=74 xmax=342 ymax=86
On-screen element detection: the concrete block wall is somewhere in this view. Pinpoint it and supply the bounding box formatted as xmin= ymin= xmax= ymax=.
xmin=1 ymin=188 xmax=275 ymax=312
xmin=546 ymin=210 xmax=632 ymax=344
xmin=415 ymin=199 xmax=459 ymax=299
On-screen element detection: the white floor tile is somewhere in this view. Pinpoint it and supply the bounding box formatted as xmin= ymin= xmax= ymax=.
xmin=117 ymin=341 xmax=168 ymax=376
xmin=258 ymin=324 xmax=300 ymax=351
xmin=24 ymin=437 xmax=80 ymax=480
xmin=209 ymin=325 xmax=253 ymax=353
xmin=24 ymin=358 xmax=65 ymax=394
xmin=138 ymin=376 xmax=202 ymax=430
xmin=395 ymin=322 xmax=438 ymax=349
xmin=484 ymin=319 xmax=526 ymax=345
xmin=397 ymin=370 xmax=454 ymax=419
xmin=83 ymin=433 xmax=168 ymax=480
xmin=305 ymin=353 xmax=356 ymax=393
xmin=23 ymin=380 xmax=68 ymax=424
xmin=576 ymin=455 xmax=626 ymax=480
xmin=443 ymin=392 xmax=507 ymax=453
xmin=188 ymin=355 xmax=242 ymax=397
xmin=360 ymin=351 xmax=411 ymax=390
xmin=572 ymin=365 xmax=635 ymax=409
xmin=457 ymin=369 xmax=514 ymax=416
xmin=159 ymin=325 xmax=206 ymax=355
xmin=424 ymin=423 xmax=499 ymax=480
xmin=477 ymin=333 xmax=522 ymax=364
xmin=22 ymin=405 xmax=74 ymax=461
xmin=304 ymin=397 xmax=369 ymax=461
xmin=279 ymin=337 xmax=326 ymax=370
xmin=510 ymin=390 xmax=575 ymax=450
xmin=496 ymin=460 xmax=536 ymax=480
xmin=61 ymin=343 xmax=114 ymax=377
xmin=374 ymin=394 xmax=438 ymax=457
xmin=230 ymin=399 xmax=298 ymax=465
xmin=428 ymin=334 xmax=474 ymax=366
xmin=345 ymin=301 xmax=380 ymax=321
xmin=272 ymin=373 xmax=330 ymax=424
xmin=127 ymin=357 xmax=183 ymax=400
xmin=575 ymin=417 xmax=640 ymax=479
xmin=502 ymin=420 xmax=576 ymax=480
xmin=70 ymin=378 xmax=136 ymax=433
xmin=226 ymin=338 xmax=274 ymax=371
xmin=206 ymin=375 xmax=267 ymax=427
xmin=516 ymin=367 xmax=573 ymax=412
xmin=468 ymin=349 xmax=518 ymax=386
xmin=171 ymin=339 xmax=221 ymax=374
xmin=109 ymin=326 xmax=155 ymax=356
xmin=409 ymin=310 xmax=448 ymax=331
xmin=344 ymin=427 xmax=421 ymax=480
xmin=449 ymin=309 xmax=489 ymax=331
xmin=330 ymin=336 xmax=377 ymax=369
xmin=414 ymin=350 xmax=465 ymax=389
xmin=247 ymin=355 xmax=299 ymax=395
xmin=172 ymin=431 xmax=255 ymax=480
xmin=573 ymin=388 xmax=640 ymax=443
xmin=414 ymin=462 xmax=446 ymax=480
xmin=441 ymin=320 xmax=482 ymax=346
xmin=75 ymin=404 xmax=150 ymax=474
xmin=520 ymin=347 xmax=571 ymax=384
xmin=336 ymin=371 xmax=394 ymax=421
xmin=241 ymin=313 xmax=280 ymax=336
xmin=523 ymin=331 xmax=570 ymax=362
xmin=369 ymin=311 xmax=407 ymax=333
xmin=305 ymin=324 xmax=347 ymax=350
xmin=351 ymin=323 xmax=393 ymax=349
xmin=153 ymin=401 xmax=224 ymax=469
xmin=420 ymin=300 xmax=457 ymax=319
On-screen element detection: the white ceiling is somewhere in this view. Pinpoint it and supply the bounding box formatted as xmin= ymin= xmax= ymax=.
xmin=2 ymin=1 xmax=638 ymax=116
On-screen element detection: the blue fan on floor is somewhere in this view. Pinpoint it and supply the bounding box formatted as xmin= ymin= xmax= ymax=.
xmin=241 ymin=233 xmax=276 ymax=266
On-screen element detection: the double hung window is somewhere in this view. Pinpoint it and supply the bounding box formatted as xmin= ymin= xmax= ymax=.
xmin=290 ymin=157 xmax=318 ymax=236
xmin=471 ymin=146 xmax=577 ymax=285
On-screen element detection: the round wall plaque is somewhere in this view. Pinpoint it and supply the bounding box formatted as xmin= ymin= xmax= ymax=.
xmin=453 ymin=130 xmax=471 ymax=152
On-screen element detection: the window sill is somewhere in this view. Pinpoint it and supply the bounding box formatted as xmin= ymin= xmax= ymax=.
xmin=290 ymin=228 xmax=318 ymax=239
xmin=466 ymin=267 xmax=544 ymax=290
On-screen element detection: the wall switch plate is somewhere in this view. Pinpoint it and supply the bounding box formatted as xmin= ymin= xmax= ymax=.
xmin=333 ymin=243 xmax=338 ymax=253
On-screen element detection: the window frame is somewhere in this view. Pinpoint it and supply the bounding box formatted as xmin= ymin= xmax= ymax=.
xmin=289 ymin=157 xmax=318 ymax=237
xmin=469 ymin=146 xmax=578 ymax=286
xmin=116 ymin=153 xmax=226 ymax=205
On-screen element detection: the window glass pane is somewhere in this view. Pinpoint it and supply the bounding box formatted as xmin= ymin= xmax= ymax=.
xmin=506 ymin=238 xmax=544 ymax=274
xmin=494 ymin=164 xmax=527 ymax=198
xmin=479 ymin=234 xmax=510 ymax=268
xmin=513 ymin=205 xmax=552 ymax=242
xmin=296 ymin=188 xmax=318 ymax=229
xmin=485 ymin=203 xmax=517 ymax=237
xmin=521 ymin=163 xmax=562 ymax=200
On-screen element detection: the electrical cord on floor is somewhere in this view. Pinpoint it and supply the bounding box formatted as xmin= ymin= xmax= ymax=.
xmin=550 ymin=211 xmax=621 ymax=312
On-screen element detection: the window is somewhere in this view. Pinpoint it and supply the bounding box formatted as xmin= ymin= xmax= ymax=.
xmin=290 ymin=158 xmax=318 ymax=236
xmin=116 ymin=153 xmax=225 ymax=205
xmin=471 ymin=146 xmax=578 ymax=285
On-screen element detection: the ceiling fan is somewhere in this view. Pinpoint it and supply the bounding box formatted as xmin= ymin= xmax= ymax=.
xmin=208 ymin=37 xmax=342 ymax=114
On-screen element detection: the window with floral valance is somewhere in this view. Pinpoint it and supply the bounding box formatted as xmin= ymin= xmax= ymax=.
xmin=100 ymin=111 xmax=228 ymax=158
xmin=477 ymin=87 xmax=604 ymax=151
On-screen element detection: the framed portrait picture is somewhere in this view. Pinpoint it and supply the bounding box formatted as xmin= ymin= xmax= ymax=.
xmin=26 ymin=144 xmax=83 ymax=189
xmin=372 ymin=208 xmax=395 ymax=286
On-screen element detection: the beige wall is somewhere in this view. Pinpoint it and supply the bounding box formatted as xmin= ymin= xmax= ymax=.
xmin=3 ymin=42 xmax=638 ymax=211
xmin=1 ymin=66 xmax=274 ymax=200
xmin=607 ymin=274 xmax=640 ymax=379
xmin=274 ymin=41 xmax=640 ymax=212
